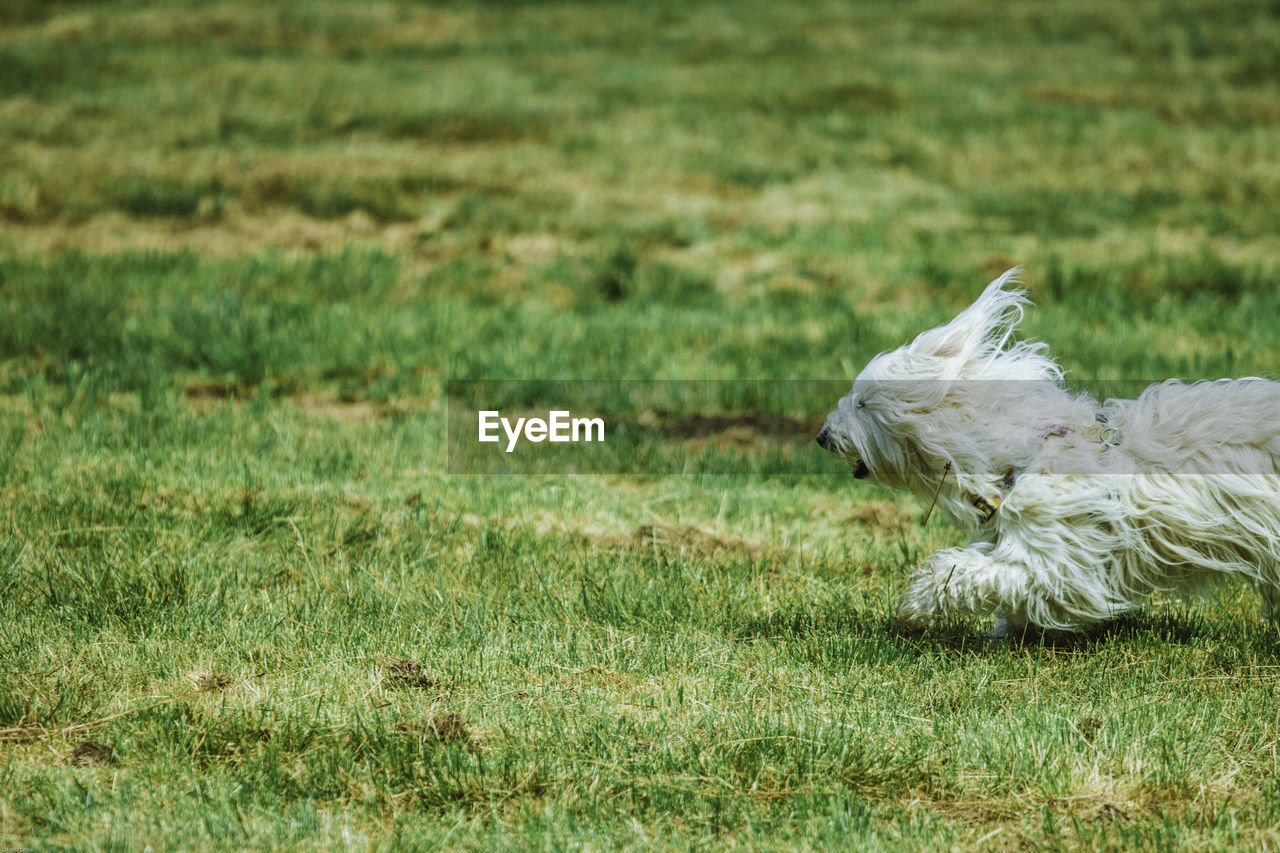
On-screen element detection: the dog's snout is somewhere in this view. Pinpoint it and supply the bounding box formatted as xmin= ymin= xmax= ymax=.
xmin=816 ymin=426 xmax=831 ymax=451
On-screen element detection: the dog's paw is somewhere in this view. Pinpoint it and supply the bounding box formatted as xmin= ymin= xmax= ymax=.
xmin=897 ymin=575 xmax=945 ymax=627
xmin=896 ymin=606 xmax=935 ymax=630
xmin=982 ymin=621 xmax=1009 ymax=640
xmin=983 ymin=616 xmax=1023 ymax=640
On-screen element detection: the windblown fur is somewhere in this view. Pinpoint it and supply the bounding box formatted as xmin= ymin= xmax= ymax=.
xmin=817 ymin=269 xmax=1280 ymax=634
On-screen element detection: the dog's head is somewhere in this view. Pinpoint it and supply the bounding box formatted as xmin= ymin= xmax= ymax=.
xmin=818 ymin=269 xmax=1067 ymax=504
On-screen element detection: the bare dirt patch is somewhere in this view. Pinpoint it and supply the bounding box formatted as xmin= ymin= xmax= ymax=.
xmin=68 ymin=741 xmax=114 ymax=767
xmin=629 ymin=411 xmax=823 ymax=455
xmin=381 ymin=657 xmax=438 ymax=692
xmin=396 ymin=712 xmax=475 ymax=749
xmin=181 ymin=381 xmax=246 ymax=413
xmin=653 ymin=412 xmax=821 ymax=440
xmin=188 ymin=670 xmax=233 ymax=692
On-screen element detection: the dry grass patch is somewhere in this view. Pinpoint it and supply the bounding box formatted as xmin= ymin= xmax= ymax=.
xmin=380 ymin=658 xmax=438 ymax=692
xmin=292 ymin=394 xmax=387 ymax=425
xmin=846 ymin=500 xmax=916 ymax=532
xmin=396 ymin=712 xmax=475 ymax=750
xmin=630 ymin=523 xmax=760 ymax=558
xmin=67 ymin=740 xmax=114 ymax=767
xmin=188 ymin=670 xmax=234 ymax=693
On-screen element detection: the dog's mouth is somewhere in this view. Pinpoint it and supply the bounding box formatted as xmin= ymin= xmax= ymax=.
xmin=815 ymin=427 xmax=870 ymax=479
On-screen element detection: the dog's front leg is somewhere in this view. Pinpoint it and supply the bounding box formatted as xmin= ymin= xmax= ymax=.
xmin=898 ymin=544 xmax=1031 ymax=629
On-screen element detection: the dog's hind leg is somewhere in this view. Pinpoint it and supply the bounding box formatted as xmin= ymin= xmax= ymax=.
xmin=984 ymin=612 xmax=1031 ymax=640
xmin=898 ymin=544 xmax=1032 ymax=628
xmin=1257 ymin=582 xmax=1280 ymax=623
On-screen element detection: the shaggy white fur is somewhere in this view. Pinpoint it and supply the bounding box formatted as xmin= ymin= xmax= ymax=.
xmin=817 ymin=269 xmax=1280 ymax=635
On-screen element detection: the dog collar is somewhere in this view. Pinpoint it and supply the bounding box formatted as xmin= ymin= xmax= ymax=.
xmin=972 ymin=417 xmax=1118 ymax=523
xmin=972 ymin=467 xmax=1021 ymax=523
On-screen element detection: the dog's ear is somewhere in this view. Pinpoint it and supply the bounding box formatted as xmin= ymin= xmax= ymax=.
xmin=906 ymin=268 xmax=1027 ymax=372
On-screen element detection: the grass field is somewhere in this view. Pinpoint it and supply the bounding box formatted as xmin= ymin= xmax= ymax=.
xmin=3 ymin=0 xmax=1280 ymax=849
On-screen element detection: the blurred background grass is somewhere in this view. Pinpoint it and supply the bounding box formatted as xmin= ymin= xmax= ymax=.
xmin=2 ymin=0 xmax=1278 ymax=392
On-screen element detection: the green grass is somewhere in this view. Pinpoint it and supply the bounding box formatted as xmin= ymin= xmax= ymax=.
xmin=2 ymin=0 xmax=1280 ymax=848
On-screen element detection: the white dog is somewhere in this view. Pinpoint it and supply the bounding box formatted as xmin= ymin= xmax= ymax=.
xmin=817 ymin=269 xmax=1280 ymax=636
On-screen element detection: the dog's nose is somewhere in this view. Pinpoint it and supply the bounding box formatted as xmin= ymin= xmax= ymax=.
xmin=816 ymin=426 xmax=831 ymax=451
